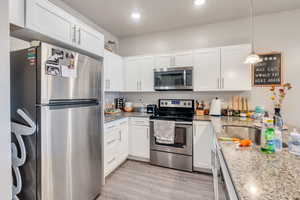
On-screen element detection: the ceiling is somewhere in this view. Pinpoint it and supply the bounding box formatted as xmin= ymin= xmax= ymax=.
xmin=60 ymin=0 xmax=300 ymax=38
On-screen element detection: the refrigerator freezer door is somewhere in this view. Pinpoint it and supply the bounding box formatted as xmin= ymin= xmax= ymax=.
xmin=39 ymin=43 xmax=102 ymax=104
xmin=39 ymin=105 xmax=101 ymax=200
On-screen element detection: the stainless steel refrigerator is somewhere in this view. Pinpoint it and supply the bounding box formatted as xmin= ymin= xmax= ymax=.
xmin=11 ymin=42 xmax=103 ymax=200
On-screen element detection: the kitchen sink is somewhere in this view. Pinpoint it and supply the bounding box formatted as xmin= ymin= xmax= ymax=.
xmin=222 ymin=125 xmax=262 ymax=145
xmin=222 ymin=125 xmax=289 ymax=148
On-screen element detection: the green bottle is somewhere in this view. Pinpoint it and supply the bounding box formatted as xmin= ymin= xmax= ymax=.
xmin=261 ymin=127 xmax=276 ymax=154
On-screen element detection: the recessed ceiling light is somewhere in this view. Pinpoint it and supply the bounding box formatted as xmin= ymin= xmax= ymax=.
xmin=131 ymin=12 xmax=141 ymax=20
xmin=194 ymin=0 xmax=206 ymax=6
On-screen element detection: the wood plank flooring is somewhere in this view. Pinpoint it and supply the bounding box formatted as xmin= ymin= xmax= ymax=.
xmin=98 ymin=160 xmax=214 ymax=200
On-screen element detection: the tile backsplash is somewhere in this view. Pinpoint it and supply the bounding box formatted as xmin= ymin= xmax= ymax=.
xmin=106 ymin=91 xmax=253 ymax=109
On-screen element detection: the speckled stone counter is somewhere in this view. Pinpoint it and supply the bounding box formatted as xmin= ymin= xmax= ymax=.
xmin=210 ymin=117 xmax=300 ymax=200
xmin=104 ymin=112 xmax=152 ymax=123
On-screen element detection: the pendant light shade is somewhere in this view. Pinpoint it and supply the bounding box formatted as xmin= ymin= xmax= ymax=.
xmin=244 ymin=53 xmax=262 ymax=64
xmin=245 ymin=0 xmax=261 ymax=64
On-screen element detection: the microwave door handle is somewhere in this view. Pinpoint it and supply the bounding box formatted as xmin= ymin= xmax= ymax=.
xmin=183 ymin=70 xmax=187 ymax=86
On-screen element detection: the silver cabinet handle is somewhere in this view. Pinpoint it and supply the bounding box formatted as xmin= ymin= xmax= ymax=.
xmin=139 ymin=81 xmax=142 ymax=90
xmin=137 ymin=80 xmax=139 ymax=91
xmin=77 ymin=28 xmax=81 ymax=45
xmin=108 ymin=157 xmax=116 ymax=164
xmin=222 ymin=78 xmax=224 ymax=89
xmin=119 ymin=130 xmax=122 ymax=141
xmin=108 ymin=79 xmax=111 ymax=90
xmin=217 ymin=78 xmax=220 ymax=89
xmin=106 ymin=125 xmax=116 ymax=130
xmin=147 ymin=127 xmax=149 ymax=139
xmin=107 ymin=139 xmax=116 ymax=145
xmin=72 ymin=25 xmax=76 ymax=43
xmin=105 ymin=80 xmax=109 ymax=90
xmin=120 ymin=121 xmax=127 ymax=125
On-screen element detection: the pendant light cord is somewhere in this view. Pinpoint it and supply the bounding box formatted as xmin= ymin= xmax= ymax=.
xmin=250 ymin=0 xmax=255 ymax=53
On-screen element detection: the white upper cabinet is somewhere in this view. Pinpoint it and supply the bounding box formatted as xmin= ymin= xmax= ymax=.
xmin=173 ymin=51 xmax=194 ymax=67
xmin=140 ymin=57 xmax=155 ymax=91
xmin=124 ymin=56 xmax=155 ymax=92
xmin=154 ymin=52 xmax=193 ymax=68
xmin=194 ymin=48 xmax=221 ymax=91
xmin=221 ymin=44 xmax=252 ymax=91
xmin=124 ymin=57 xmax=141 ymax=92
xmin=10 ymin=0 xmax=25 ymax=27
xmin=74 ymin=21 xmax=104 ymax=56
xmin=104 ymin=50 xmax=124 ymax=92
xmin=154 ymin=54 xmax=173 ymax=68
xmin=26 ymin=0 xmax=104 ymax=57
xmin=26 ymin=0 xmax=76 ymax=45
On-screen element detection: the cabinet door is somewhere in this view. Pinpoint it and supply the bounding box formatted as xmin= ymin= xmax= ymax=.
xmin=111 ymin=54 xmax=124 ymax=91
xmin=193 ymin=122 xmax=213 ymax=170
xmin=194 ymin=48 xmax=221 ymax=91
xmin=155 ymin=55 xmax=173 ymax=67
xmin=10 ymin=0 xmax=25 ymax=27
xmin=221 ymin=44 xmax=251 ymax=91
xmin=129 ymin=125 xmax=150 ymax=159
xmin=104 ymin=50 xmax=123 ymax=92
xmin=124 ymin=58 xmax=140 ymax=91
xmin=76 ymin=24 xmax=104 ymax=57
xmin=119 ymin=120 xmax=129 ymax=161
xmin=174 ymin=52 xmax=194 ymax=67
xmin=140 ymin=57 xmax=155 ymax=92
xmin=104 ymin=50 xmax=112 ymax=91
xmin=26 ymin=0 xmax=75 ymax=45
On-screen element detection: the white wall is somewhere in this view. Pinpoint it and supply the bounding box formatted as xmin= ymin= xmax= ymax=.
xmin=120 ymin=9 xmax=300 ymax=126
xmin=0 ymin=0 xmax=12 ymax=199
xmin=50 ymin=0 xmax=119 ymax=52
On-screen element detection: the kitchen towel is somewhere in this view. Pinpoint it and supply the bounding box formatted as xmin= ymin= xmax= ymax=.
xmin=154 ymin=120 xmax=175 ymax=144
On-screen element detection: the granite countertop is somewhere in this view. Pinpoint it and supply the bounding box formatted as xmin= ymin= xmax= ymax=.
xmin=210 ymin=117 xmax=300 ymax=200
xmin=104 ymin=112 xmax=152 ymax=123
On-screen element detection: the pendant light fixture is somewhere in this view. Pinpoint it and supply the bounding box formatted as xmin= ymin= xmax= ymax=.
xmin=244 ymin=0 xmax=262 ymax=64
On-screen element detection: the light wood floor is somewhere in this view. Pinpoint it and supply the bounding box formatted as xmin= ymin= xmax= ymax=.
xmin=98 ymin=160 xmax=214 ymax=200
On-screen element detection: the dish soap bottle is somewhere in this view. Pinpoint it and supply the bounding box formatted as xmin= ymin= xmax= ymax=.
xmin=261 ymin=118 xmax=275 ymax=154
xmin=288 ymin=129 xmax=300 ymax=156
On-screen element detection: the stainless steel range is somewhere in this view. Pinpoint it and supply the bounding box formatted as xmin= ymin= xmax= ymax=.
xmin=150 ymin=99 xmax=194 ymax=172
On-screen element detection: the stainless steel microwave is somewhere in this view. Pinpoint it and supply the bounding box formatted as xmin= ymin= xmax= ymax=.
xmin=154 ymin=67 xmax=193 ymax=91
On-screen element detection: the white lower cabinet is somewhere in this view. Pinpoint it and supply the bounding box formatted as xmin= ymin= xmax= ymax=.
xmin=193 ymin=121 xmax=213 ymax=171
xmin=128 ymin=118 xmax=150 ymax=161
xmin=104 ymin=117 xmax=150 ymax=178
xmin=104 ymin=118 xmax=128 ymax=177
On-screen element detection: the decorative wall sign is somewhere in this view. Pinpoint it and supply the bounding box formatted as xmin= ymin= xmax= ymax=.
xmin=252 ymin=52 xmax=282 ymax=87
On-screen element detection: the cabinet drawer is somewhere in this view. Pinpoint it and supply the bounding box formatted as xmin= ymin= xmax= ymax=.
xmin=104 ymin=128 xmax=119 ymax=148
xmin=130 ymin=117 xmax=149 ymax=126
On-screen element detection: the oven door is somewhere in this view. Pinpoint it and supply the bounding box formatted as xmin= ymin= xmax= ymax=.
xmin=154 ymin=67 xmax=193 ymax=91
xmin=150 ymin=120 xmax=193 ymax=155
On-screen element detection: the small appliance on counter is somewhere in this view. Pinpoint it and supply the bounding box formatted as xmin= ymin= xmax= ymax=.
xmin=210 ymin=97 xmax=222 ymax=116
xmin=147 ymin=104 xmax=157 ymax=114
xmin=115 ymin=97 xmax=126 ymax=110
xmin=124 ymin=102 xmax=133 ymax=112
